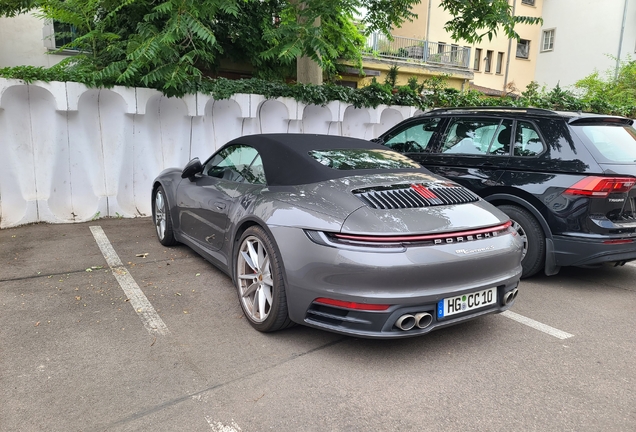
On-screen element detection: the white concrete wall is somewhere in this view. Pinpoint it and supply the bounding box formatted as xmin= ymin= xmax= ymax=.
xmin=0 ymin=14 xmax=71 ymax=68
xmin=0 ymin=78 xmax=420 ymax=228
xmin=535 ymin=0 xmax=636 ymax=89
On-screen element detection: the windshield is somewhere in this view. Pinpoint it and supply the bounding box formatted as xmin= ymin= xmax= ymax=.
xmin=573 ymin=124 xmax=636 ymax=163
xmin=308 ymin=149 xmax=420 ymax=170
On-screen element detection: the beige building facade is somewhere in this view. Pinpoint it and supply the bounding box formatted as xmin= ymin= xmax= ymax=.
xmin=339 ymin=58 xmax=473 ymax=90
xmin=0 ymin=13 xmax=71 ymax=68
xmin=393 ymin=0 xmax=543 ymax=94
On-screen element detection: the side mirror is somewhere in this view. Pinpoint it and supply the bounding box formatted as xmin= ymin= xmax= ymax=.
xmin=181 ymin=158 xmax=203 ymax=180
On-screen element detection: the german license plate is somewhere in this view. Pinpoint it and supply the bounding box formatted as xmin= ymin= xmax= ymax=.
xmin=437 ymin=287 xmax=497 ymax=319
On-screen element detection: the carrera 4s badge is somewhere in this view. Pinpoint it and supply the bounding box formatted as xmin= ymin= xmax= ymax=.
xmin=455 ymin=245 xmax=495 ymax=255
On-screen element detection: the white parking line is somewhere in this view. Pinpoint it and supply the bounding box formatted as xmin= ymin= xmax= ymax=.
xmin=625 ymin=261 xmax=636 ymax=268
xmin=501 ymin=310 xmax=573 ymax=340
xmin=90 ymin=226 xmax=170 ymax=336
xmin=205 ymin=417 xmax=242 ymax=431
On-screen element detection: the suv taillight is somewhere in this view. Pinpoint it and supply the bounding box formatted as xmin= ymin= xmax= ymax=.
xmin=564 ymin=176 xmax=636 ymax=197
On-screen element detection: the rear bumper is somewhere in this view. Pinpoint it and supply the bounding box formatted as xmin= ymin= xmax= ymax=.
xmin=270 ymin=225 xmax=523 ymax=338
xmin=553 ymin=234 xmax=636 ymax=267
xmin=301 ymin=282 xmax=520 ymax=339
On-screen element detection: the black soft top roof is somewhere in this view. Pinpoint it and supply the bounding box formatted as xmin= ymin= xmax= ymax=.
xmin=222 ymin=133 xmax=428 ymax=186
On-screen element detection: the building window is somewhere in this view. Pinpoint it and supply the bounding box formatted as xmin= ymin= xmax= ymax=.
xmin=474 ymin=48 xmax=482 ymax=71
xmin=485 ymin=50 xmax=493 ymax=72
xmin=496 ymin=52 xmax=504 ymax=74
xmin=43 ymin=20 xmax=80 ymax=51
xmin=516 ymin=39 xmax=530 ymax=59
xmin=542 ymin=29 xmax=555 ymax=52
xmin=450 ymin=44 xmax=459 ymax=63
xmin=53 ymin=22 xmax=79 ymax=48
xmin=521 ymin=0 xmax=535 ymax=5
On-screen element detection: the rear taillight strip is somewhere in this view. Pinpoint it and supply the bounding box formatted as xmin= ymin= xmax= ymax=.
xmin=333 ymin=221 xmax=512 ymax=243
xmin=565 ymin=176 xmax=636 ymax=198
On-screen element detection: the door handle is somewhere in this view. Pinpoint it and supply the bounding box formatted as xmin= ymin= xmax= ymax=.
xmin=214 ymin=202 xmax=226 ymax=210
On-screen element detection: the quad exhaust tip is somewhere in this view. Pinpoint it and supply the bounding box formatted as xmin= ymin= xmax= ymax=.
xmin=415 ymin=312 xmax=433 ymax=329
xmin=395 ymin=314 xmax=416 ymax=331
xmin=395 ymin=312 xmax=433 ymax=331
xmin=503 ymin=288 xmax=519 ymax=306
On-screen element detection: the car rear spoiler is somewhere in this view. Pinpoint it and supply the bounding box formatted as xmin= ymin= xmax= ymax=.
xmin=568 ymin=117 xmax=633 ymax=126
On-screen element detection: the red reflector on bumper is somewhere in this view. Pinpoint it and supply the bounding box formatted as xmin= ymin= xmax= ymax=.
xmin=603 ymin=239 xmax=634 ymax=244
xmin=314 ymin=298 xmax=391 ymax=311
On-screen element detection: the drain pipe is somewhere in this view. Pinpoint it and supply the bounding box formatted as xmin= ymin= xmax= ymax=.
xmin=425 ymin=0 xmax=432 ymax=43
xmin=424 ymin=0 xmax=433 ymax=61
xmin=615 ymin=0 xmax=629 ymax=80
xmin=503 ymin=0 xmax=517 ymax=94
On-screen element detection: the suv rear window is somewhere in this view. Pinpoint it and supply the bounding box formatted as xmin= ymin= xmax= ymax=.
xmin=573 ymin=124 xmax=636 ymax=163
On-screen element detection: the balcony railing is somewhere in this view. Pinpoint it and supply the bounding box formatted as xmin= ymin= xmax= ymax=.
xmin=362 ymin=33 xmax=471 ymax=69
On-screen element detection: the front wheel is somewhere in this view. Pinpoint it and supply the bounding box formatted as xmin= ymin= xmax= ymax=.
xmin=235 ymin=226 xmax=292 ymax=332
xmin=498 ymin=205 xmax=545 ymax=278
xmin=153 ymin=186 xmax=178 ymax=246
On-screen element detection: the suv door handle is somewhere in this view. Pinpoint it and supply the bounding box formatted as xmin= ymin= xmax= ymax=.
xmin=214 ymin=202 xmax=226 ymax=210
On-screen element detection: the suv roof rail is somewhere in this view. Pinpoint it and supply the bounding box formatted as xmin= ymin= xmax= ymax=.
xmin=425 ymin=106 xmax=559 ymax=116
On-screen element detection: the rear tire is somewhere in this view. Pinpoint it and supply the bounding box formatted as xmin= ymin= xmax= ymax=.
xmin=235 ymin=226 xmax=293 ymax=332
xmin=153 ymin=186 xmax=178 ymax=246
xmin=498 ymin=204 xmax=545 ymax=278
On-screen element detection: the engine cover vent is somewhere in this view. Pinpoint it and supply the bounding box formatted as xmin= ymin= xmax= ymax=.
xmin=353 ymin=183 xmax=479 ymax=209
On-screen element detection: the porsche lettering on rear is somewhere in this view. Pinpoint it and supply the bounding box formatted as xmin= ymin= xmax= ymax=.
xmin=434 ymin=231 xmax=499 ymax=244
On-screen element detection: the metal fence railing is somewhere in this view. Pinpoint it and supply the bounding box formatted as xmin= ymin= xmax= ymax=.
xmin=362 ymin=33 xmax=471 ymax=69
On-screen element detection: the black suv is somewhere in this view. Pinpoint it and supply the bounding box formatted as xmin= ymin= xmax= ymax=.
xmin=374 ymin=107 xmax=636 ymax=278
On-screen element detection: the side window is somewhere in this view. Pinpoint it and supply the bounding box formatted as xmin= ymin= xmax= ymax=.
xmin=513 ymin=121 xmax=544 ymax=157
xmin=243 ymin=154 xmax=266 ymax=184
xmin=442 ymin=118 xmax=512 ymax=156
xmin=202 ymin=145 xmax=266 ymax=184
xmin=384 ymin=118 xmax=441 ymax=153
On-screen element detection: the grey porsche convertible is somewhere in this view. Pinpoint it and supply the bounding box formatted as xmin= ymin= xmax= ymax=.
xmin=152 ymin=134 xmax=523 ymax=338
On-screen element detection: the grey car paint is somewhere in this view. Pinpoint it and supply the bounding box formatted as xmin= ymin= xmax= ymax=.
xmin=154 ymin=165 xmax=523 ymax=338
xmin=273 ymin=225 xmax=521 ymax=336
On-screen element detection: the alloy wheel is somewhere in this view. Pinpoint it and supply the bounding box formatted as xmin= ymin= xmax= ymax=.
xmin=154 ymin=190 xmax=166 ymax=240
xmin=511 ymin=219 xmax=528 ymax=260
xmin=236 ymin=236 xmax=274 ymax=323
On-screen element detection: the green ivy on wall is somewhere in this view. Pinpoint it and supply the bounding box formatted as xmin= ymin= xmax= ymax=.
xmin=1 ymin=64 xmax=634 ymax=117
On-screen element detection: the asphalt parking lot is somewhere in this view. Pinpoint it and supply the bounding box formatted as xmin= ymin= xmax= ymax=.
xmin=1 ymin=218 xmax=635 ymax=432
